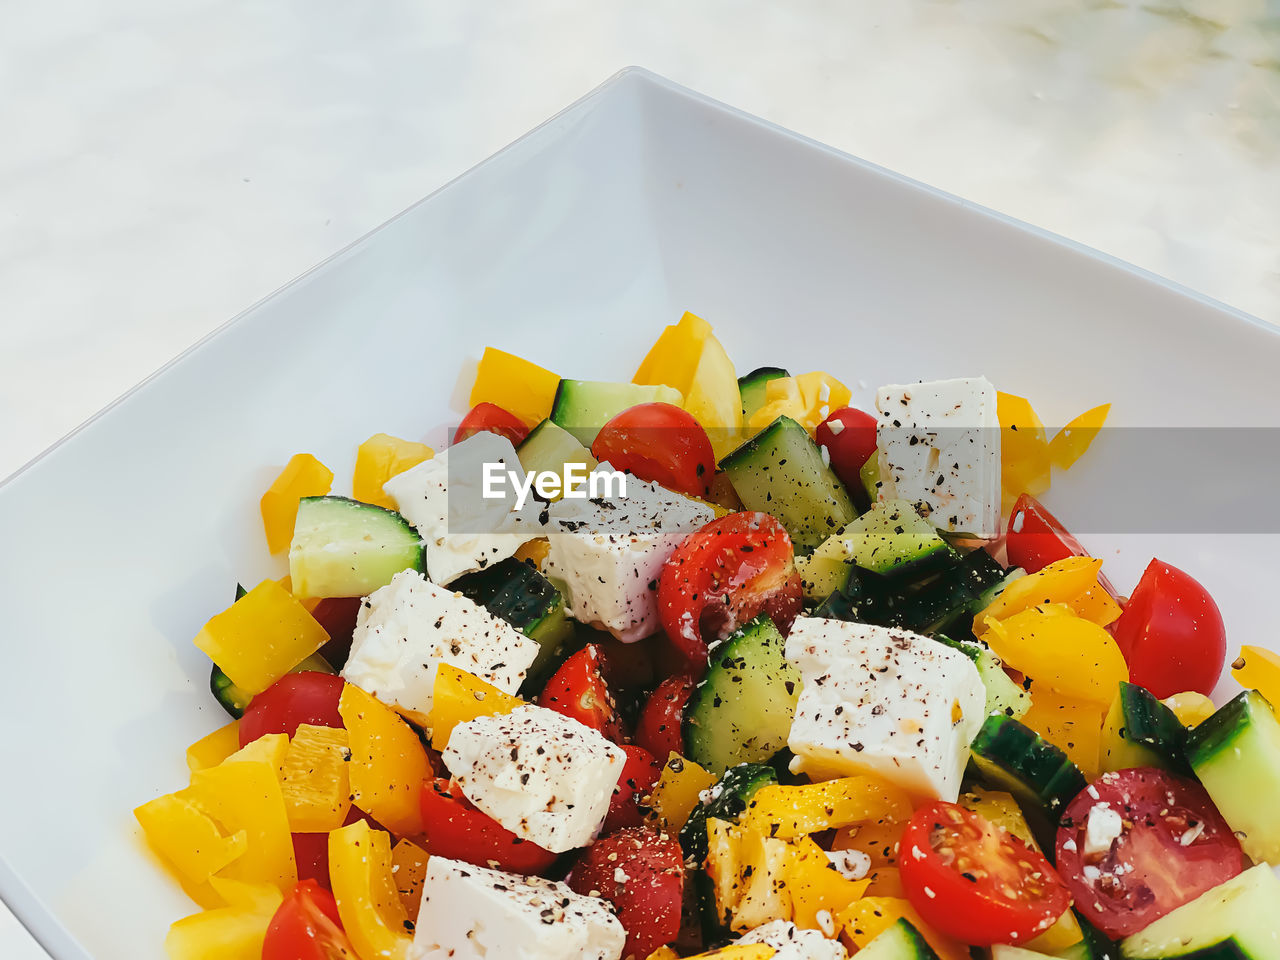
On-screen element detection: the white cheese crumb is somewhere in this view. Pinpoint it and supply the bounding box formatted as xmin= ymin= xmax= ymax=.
xmin=1180 ymin=821 xmax=1205 ymax=846
xmin=827 ymin=418 xmax=845 ymax=436
xmin=1083 ymin=803 xmax=1124 ymax=857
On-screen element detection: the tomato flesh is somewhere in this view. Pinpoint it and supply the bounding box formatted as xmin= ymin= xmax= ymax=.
xmin=634 ymin=675 xmax=694 ymax=761
xmin=262 ymin=879 xmax=355 ymax=960
xmin=900 ymin=801 xmax=1070 ymax=946
xmin=419 ymin=778 xmax=557 ymax=876
xmin=240 ymin=672 xmax=345 ymax=747
xmin=657 ymin=512 xmax=803 ymax=670
xmin=568 ymin=828 xmax=684 ymax=959
xmin=1111 ymin=560 xmax=1226 ymax=698
xmin=604 ymin=745 xmax=662 ymax=833
xmin=1055 ymin=768 xmax=1242 ymax=939
xmin=454 ymin=402 xmax=530 ymax=446
xmin=538 ymin=644 xmax=624 ymax=742
xmin=590 ymin=402 xmax=715 ymax=499
xmin=815 ymin=406 xmax=878 ymax=492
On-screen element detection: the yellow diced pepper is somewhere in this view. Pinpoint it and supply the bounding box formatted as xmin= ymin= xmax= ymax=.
xmin=328 ymin=820 xmax=413 ymax=960
xmin=1049 ymin=403 xmax=1111 ymax=470
xmin=647 ymin=753 xmax=718 ymax=834
xmin=998 ymin=392 xmax=1052 ymax=508
xmin=1028 ymin=908 xmax=1087 ymax=953
xmin=390 ymin=837 xmax=429 ymax=919
xmin=281 ymin=724 xmax=352 ymax=832
xmin=353 ymin=434 xmax=434 ymax=509
xmin=836 ymin=897 xmax=968 ymax=960
xmin=726 ymin=822 xmax=793 ymax=932
xmin=786 ymin=835 xmax=869 ymax=930
xmin=225 ymin=732 xmax=289 ymax=777
xmin=180 ymin=759 xmax=296 ymax=893
xmin=747 ymin=372 xmax=852 ymax=435
xmin=165 ymin=878 xmax=282 ymax=960
xmin=1020 ymin=683 xmax=1106 ymax=779
xmin=1232 ymin=646 xmax=1280 ymax=709
xmin=976 ymin=557 xmax=1120 ymax=630
xmin=193 ymin=579 xmax=329 ymax=696
xmin=186 ymin=720 xmax=242 ymax=773
xmin=261 ymin=453 xmax=334 ymax=554
xmin=678 ymin=947 xmax=776 ymax=959
xmin=135 ymin=794 xmax=249 ymax=887
xmin=340 ymin=684 xmax=431 ymax=836
xmin=429 ymin=663 xmax=525 ymax=751
xmin=983 ymin=605 xmax=1128 ymax=705
xmin=645 ymin=949 xmax=682 ymax=960
xmin=470 ymin=346 xmax=561 ymax=425
xmin=741 ymin=777 xmax=911 ymax=840
xmin=1163 ymin=690 xmax=1216 ymax=727
xmin=514 ymin=538 xmax=550 ymax=566
xmin=831 ymin=815 xmax=905 ymax=868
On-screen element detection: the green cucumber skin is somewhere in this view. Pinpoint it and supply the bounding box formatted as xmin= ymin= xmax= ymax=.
xmin=1185 ymin=690 xmax=1262 ymax=769
xmin=677 ymin=762 xmax=778 ymax=864
xmin=737 ymin=366 xmax=790 ymax=419
xmin=290 ymin=496 xmax=424 ymax=598
xmin=859 ymin=919 xmax=941 ymax=960
xmin=1109 ymin=682 xmax=1190 ymax=774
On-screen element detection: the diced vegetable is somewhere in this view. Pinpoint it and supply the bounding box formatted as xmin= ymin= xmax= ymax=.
xmin=185 ymin=720 xmax=242 ymax=772
xmin=338 ymin=684 xmax=432 ymax=836
xmin=981 ymin=605 xmax=1128 ymax=706
xmin=428 ymin=663 xmax=525 ymax=751
xmin=210 ymin=651 xmax=334 ymax=720
xmin=470 ymin=346 xmax=561 ymax=425
xmin=164 ymin=878 xmax=282 ymax=960
xmin=280 ymin=723 xmax=351 ymax=831
xmin=738 ymin=366 xmax=791 ymax=421
xmin=646 ymin=753 xmax=718 ymax=834
xmin=739 ymin=776 xmax=912 ymax=841
xmin=288 ymin=496 xmax=424 ymax=599
xmin=933 ymin=635 xmax=1031 ymax=720
xmin=858 ymin=918 xmax=944 ymax=960
xmin=998 ymin=392 xmax=1052 ymax=509
xmin=1019 ymin=683 xmax=1106 ymax=780
xmin=1049 ymin=403 xmax=1110 ymax=470
xmin=975 ymin=557 xmax=1121 ymax=631
xmin=134 ymin=793 xmax=249 ymax=887
xmin=746 ymin=371 xmax=852 ymax=433
xmin=352 ymin=433 xmax=433 ymax=509
xmin=787 ymin=833 xmax=870 ymax=930
xmin=1100 ymin=681 xmax=1188 ymax=775
xmin=550 ymin=379 xmax=683 ymax=447
xmin=327 ymin=820 xmax=413 ymax=960
xmin=1231 ymin=645 xmax=1280 ymax=710
xmin=836 ymin=897 xmax=969 ymax=960
xmin=515 ymin=419 xmax=597 ymax=498
xmin=260 ymin=453 xmax=333 ymax=554
xmin=1161 ymin=691 xmax=1216 ymax=727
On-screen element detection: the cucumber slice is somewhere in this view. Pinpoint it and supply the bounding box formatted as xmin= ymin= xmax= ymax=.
xmin=721 ymin=416 xmax=857 ymax=553
xmin=209 ymin=652 xmax=335 ymax=719
xmin=860 ymin=450 xmax=882 ymax=502
xmin=738 ymin=366 xmax=790 ymax=420
xmin=684 ymin=615 xmax=801 ymax=775
xmin=860 ymin=919 xmax=941 ymax=960
xmin=1186 ymin=690 xmax=1280 ymax=865
xmin=549 ymin=380 xmax=683 ymax=447
xmin=1120 ymin=865 xmax=1280 ymax=960
xmin=1100 ymin=682 xmax=1189 ymax=775
xmin=994 ymin=946 xmax=1057 ymax=960
xmin=451 ymin=557 xmax=574 ymax=681
xmin=935 ymin=634 xmax=1031 ymax=720
xmin=288 ymin=496 xmax=423 ymax=598
xmin=516 ymin=420 xmax=597 ymax=498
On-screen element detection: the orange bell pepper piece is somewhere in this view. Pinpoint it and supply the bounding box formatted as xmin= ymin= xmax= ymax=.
xmin=390 ymin=837 xmax=430 ymax=919
xmin=281 ymin=724 xmax=352 ymax=832
xmin=1232 ymin=646 xmax=1280 ymax=709
xmin=428 ymin=664 xmax=525 ymax=751
xmin=328 ymin=820 xmax=413 ymax=960
xmin=1021 ymin=683 xmax=1106 ymax=779
xmin=470 ymin=346 xmax=561 ymax=425
xmin=647 ymin=753 xmax=718 ymax=833
xmin=982 ymin=604 xmax=1128 ymax=705
xmin=261 ymin=453 xmax=333 ymax=554
xmin=340 ymin=684 xmax=431 ymax=836
xmin=787 ymin=835 xmax=870 ymax=930
xmin=740 ymin=776 xmax=912 ymax=840
xmin=976 ymin=556 xmax=1120 ymax=629
xmin=353 ymin=434 xmax=434 ymax=509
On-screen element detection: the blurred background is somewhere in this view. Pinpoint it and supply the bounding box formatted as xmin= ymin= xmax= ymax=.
xmin=0 ymin=1 xmax=1276 ymax=947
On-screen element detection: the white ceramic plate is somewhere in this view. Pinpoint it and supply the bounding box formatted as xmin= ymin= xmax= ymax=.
xmin=1 ymin=68 xmax=1276 ymax=960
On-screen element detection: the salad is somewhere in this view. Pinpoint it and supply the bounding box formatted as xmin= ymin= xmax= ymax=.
xmin=136 ymin=313 xmax=1280 ymax=960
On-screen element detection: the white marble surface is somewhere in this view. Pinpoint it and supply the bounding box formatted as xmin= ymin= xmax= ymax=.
xmin=1 ymin=0 xmax=1277 ymax=955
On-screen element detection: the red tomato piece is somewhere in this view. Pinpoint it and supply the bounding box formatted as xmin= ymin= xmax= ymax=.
xmin=1005 ymin=494 xmax=1090 ymax=574
xmin=1055 ymin=768 xmax=1243 ymax=939
xmin=1111 ymin=560 xmax=1226 ymax=698
xmin=291 ymin=832 xmax=332 ymax=891
xmin=815 ymin=406 xmax=878 ymax=491
xmin=900 ymin=801 xmax=1071 ymax=946
xmin=568 ymin=828 xmax=684 ymax=959
xmin=590 ymin=402 xmax=715 ymax=499
xmin=593 ymin=634 xmax=657 ymax=693
xmin=604 ymin=745 xmax=662 ymax=833
xmin=262 ymin=879 xmax=356 ymax=960
xmin=311 ymin=596 xmax=363 ymax=670
xmin=538 ymin=644 xmax=624 ymax=742
xmin=454 ymin=402 xmax=530 ymax=446
xmin=634 ymin=675 xmax=694 ymax=761
xmin=418 ymin=778 xmax=558 ymax=876
xmin=239 ymin=673 xmax=346 ymax=747
xmin=657 ymin=512 xmax=803 ymax=669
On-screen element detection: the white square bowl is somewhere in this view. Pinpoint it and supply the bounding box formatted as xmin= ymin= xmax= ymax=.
xmin=1 ymin=67 xmax=1276 ymax=960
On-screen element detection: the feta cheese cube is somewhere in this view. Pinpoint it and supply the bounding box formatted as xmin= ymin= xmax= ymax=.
xmin=739 ymin=920 xmax=848 ymax=959
xmin=383 ymin=431 xmax=543 ymax=584
xmin=541 ymin=466 xmax=714 ymax=642
xmin=413 ymin=856 xmax=624 ymax=960
xmin=875 ymin=376 xmax=1000 ymax=539
xmin=785 ymin=617 xmax=985 ymax=801
xmin=444 ymin=705 xmax=626 ymax=853
xmin=341 ymin=570 xmax=539 ymax=726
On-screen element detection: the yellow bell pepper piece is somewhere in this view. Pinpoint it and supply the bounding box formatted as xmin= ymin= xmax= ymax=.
xmin=164 ymin=878 xmax=283 ymax=960
xmin=998 ymin=392 xmax=1052 ymax=508
xmin=329 ymin=820 xmax=413 ymax=960
xmin=836 ymin=897 xmax=968 ymax=960
xmin=645 ymin=949 xmax=682 ymax=960
xmin=186 ymin=720 xmax=242 ymax=773
xmin=1019 ymin=683 xmax=1106 ymax=779
xmin=340 ymin=684 xmax=431 ymax=836
xmin=831 ymin=815 xmax=906 ymax=868
xmin=747 ymin=372 xmax=852 ymax=435
xmin=193 ymin=579 xmax=330 ymax=696
xmin=1232 ymin=646 xmax=1280 ymax=709
xmin=281 ymin=724 xmax=352 ymax=832
xmin=1163 ymin=690 xmax=1216 ymax=727
xmin=976 ymin=557 xmax=1120 ymax=630
xmin=353 ymin=433 xmax=434 ymax=509
xmin=727 ymin=822 xmax=794 ymax=932
xmin=225 ymin=732 xmax=289 ymax=776
xmin=983 ymin=605 xmax=1128 ymax=705
xmin=390 ymin=837 xmax=430 ymax=919
xmin=787 ymin=835 xmax=870 ymax=930
xmin=470 ymin=346 xmax=561 ymax=425
xmin=740 ymin=776 xmax=912 ymax=840
xmin=647 ymin=753 xmax=718 ymax=833
xmin=261 ymin=453 xmax=334 ymax=554
xmin=678 ymin=947 xmax=776 ymax=959
xmin=1049 ymin=403 xmax=1111 ymax=470
xmin=513 ymin=537 xmax=550 ymax=567
xmin=135 ymin=794 xmax=249 ymax=887
xmin=428 ymin=663 xmax=525 ymax=751
xmin=865 ymin=866 xmax=905 ymax=897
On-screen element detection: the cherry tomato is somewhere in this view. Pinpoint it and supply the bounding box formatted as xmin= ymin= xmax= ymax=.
xmin=262 ymin=879 xmax=356 ymax=960
xmin=899 ymin=801 xmax=1071 ymax=946
xmin=454 ymin=402 xmax=530 ymax=446
xmin=1005 ymin=494 xmax=1090 ymax=574
xmin=539 ymin=644 xmax=624 ymax=742
xmin=311 ymin=596 xmax=363 ymax=670
xmin=419 ymin=778 xmax=558 ymax=875
xmin=568 ymin=828 xmax=684 ymax=959
xmin=594 ymin=634 xmax=657 ymax=693
xmin=1111 ymin=560 xmax=1226 ymax=698
xmin=291 ymin=833 xmax=332 ymax=891
xmin=1055 ymin=768 xmax=1243 ymax=939
xmin=240 ymin=673 xmax=345 ymax=747
xmin=815 ymin=407 xmax=878 ymax=491
xmin=604 ymin=745 xmax=662 ymax=833
xmin=634 ymin=675 xmax=694 ymax=761
xmin=590 ymin=402 xmax=715 ymax=499
xmin=657 ymin=512 xmax=803 ymax=669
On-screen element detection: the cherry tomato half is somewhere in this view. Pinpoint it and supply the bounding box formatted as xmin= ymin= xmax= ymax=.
xmin=454 ymin=402 xmax=530 ymax=446
xmin=634 ymin=675 xmax=694 ymax=761
xmin=1055 ymin=768 xmax=1243 ymax=939
xmin=590 ymin=402 xmax=715 ymax=500
xmin=657 ymin=512 xmax=803 ymax=669
xmin=899 ymin=801 xmax=1071 ymax=946
xmin=1111 ymin=560 xmax=1226 ymax=698
xmin=815 ymin=407 xmax=878 ymax=492
xmin=568 ymin=828 xmax=684 ymax=959
xmin=262 ymin=879 xmax=356 ymax=960
xmin=240 ymin=672 xmax=346 ymax=747
xmin=419 ymin=778 xmax=558 ymax=876
xmin=603 ymin=745 xmax=662 ymax=833
xmin=538 ymin=644 xmax=624 ymax=742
